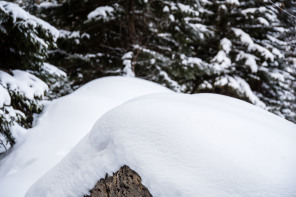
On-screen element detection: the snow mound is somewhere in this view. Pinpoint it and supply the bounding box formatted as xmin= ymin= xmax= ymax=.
xmin=0 ymin=77 xmax=172 ymax=197
xmin=26 ymin=93 xmax=296 ymax=197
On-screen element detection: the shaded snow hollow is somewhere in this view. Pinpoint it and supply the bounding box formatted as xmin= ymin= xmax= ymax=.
xmin=0 ymin=77 xmax=172 ymax=197
xmin=26 ymin=93 xmax=296 ymax=196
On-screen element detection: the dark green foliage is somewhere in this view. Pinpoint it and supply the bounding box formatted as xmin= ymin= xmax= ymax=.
xmin=0 ymin=1 xmax=64 ymax=151
xmin=34 ymin=0 xmax=296 ymax=123
xmin=197 ymin=0 xmax=296 ymax=122
xmin=37 ymin=0 xmax=209 ymax=90
xmin=0 ymin=3 xmax=56 ymax=71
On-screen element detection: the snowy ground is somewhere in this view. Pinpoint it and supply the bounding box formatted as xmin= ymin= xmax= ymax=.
xmin=26 ymin=88 xmax=296 ymax=196
xmin=0 ymin=76 xmax=295 ymax=197
xmin=0 ymin=77 xmax=172 ymax=197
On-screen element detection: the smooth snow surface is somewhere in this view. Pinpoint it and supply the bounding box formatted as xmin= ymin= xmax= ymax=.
xmin=26 ymin=93 xmax=296 ymax=197
xmin=0 ymin=77 xmax=172 ymax=197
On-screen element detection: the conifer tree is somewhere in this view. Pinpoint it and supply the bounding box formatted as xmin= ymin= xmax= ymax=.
xmin=0 ymin=1 xmax=66 ymax=151
xmin=36 ymin=0 xmax=210 ymax=90
xmin=37 ymin=0 xmax=296 ymax=122
xmin=194 ymin=0 xmax=296 ymax=122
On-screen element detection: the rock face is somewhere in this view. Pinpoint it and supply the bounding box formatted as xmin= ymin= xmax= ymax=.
xmin=85 ymin=165 xmax=152 ymax=197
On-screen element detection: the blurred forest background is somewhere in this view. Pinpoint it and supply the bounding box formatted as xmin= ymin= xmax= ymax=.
xmin=0 ymin=0 xmax=296 ymax=150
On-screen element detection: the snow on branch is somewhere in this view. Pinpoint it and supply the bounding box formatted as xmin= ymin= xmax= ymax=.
xmin=0 ymin=1 xmax=59 ymax=40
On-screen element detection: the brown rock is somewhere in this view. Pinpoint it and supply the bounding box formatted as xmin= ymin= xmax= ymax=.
xmin=85 ymin=165 xmax=152 ymax=197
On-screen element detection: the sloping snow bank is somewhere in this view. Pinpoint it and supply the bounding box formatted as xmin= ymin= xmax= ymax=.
xmin=26 ymin=93 xmax=296 ymax=197
xmin=0 ymin=77 xmax=172 ymax=197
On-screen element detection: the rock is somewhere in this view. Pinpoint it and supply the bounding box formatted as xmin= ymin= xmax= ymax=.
xmin=85 ymin=165 xmax=152 ymax=197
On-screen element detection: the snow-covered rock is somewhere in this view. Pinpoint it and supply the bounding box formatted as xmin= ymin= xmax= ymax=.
xmin=85 ymin=165 xmax=152 ymax=197
xmin=0 ymin=77 xmax=172 ymax=197
xmin=26 ymin=93 xmax=296 ymax=197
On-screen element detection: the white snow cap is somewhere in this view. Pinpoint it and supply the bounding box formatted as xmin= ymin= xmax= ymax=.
xmin=122 ymin=51 xmax=135 ymax=77
xmin=0 ymin=77 xmax=172 ymax=197
xmin=87 ymin=6 xmax=114 ymax=21
xmin=26 ymin=93 xmax=296 ymax=197
xmin=42 ymin=63 xmax=66 ymax=78
xmin=0 ymin=70 xmax=48 ymax=100
xmin=236 ymin=51 xmax=258 ymax=72
xmin=220 ymin=38 xmax=232 ymax=54
xmin=232 ymin=28 xmax=274 ymax=61
xmin=226 ymin=0 xmax=240 ymax=5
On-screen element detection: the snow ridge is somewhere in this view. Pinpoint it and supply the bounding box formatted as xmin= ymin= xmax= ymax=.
xmin=26 ymin=92 xmax=296 ymax=197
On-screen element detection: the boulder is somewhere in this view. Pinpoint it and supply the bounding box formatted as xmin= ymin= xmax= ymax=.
xmin=85 ymin=165 xmax=152 ymax=197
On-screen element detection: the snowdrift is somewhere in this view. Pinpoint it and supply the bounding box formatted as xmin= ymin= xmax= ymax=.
xmin=26 ymin=93 xmax=296 ymax=197
xmin=0 ymin=77 xmax=172 ymax=197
